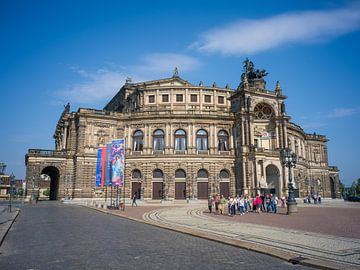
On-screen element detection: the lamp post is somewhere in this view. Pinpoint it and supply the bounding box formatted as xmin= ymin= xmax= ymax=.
xmin=280 ymin=148 xmax=298 ymax=214
xmin=0 ymin=162 xmax=6 ymax=175
xmin=0 ymin=162 xmax=6 ymax=198
xmin=8 ymin=173 xmax=15 ymax=212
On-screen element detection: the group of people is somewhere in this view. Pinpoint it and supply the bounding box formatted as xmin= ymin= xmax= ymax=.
xmin=208 ymin=193 xmax=283 ymax=216
xmin=304 ymin=194 xmax=321 ymax=204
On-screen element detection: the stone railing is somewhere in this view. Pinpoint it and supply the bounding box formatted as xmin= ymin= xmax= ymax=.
xmin=27 ymin=149 xmax=67 ymax=157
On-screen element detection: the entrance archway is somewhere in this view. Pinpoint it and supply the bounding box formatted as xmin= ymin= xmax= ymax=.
xmin=265 ymin=165 xmax=280 ymax=195
xmin=41 ymin=166 xmax=60 ymax=200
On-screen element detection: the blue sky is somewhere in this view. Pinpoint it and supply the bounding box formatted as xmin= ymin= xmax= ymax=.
xmin=0 ymin=1 xmax=359 ymax=185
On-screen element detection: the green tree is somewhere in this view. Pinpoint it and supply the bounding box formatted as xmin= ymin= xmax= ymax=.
xmin=351 ymin=179 xmax=360 ymax=195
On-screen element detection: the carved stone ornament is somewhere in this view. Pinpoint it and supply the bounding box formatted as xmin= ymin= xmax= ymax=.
xmin=132 ymin=124 xmax=145 ymax=128
xmin=259 ymin=177 xmax=268 ymax=188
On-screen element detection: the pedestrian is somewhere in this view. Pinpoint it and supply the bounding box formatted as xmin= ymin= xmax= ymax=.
xmin=208 ymin=196 xmax=213 ymax=213
xmin=318 ymin=195 xmax=321 ymax=204
xmin=266 ymin=194 xmax=271 ymax=213
xmin=281 ymin=197 xmax=286 ymax=208
xmin=239 ymin=196 xmax=245 ymax=215
xmin=132 ymin=192 xmax=138 ymax=206
xmin=244 ymin=196 xmax=249 ymax=213
xmin=219 ymin=195 xmax=226 ymax=215
xmin=254 ymin=194 xmax=261 ymax=213
xmin=272 ymin=195 xmax=278 ymax=214
xmin=215 ymin=194 xmax=220 ymax=214
xmin=313 ymin=194 xmax=317 ymax=204
xmin=228 ymin=197 xmax=232 ymax=216
xmin=261 ymin=193 xmax=265 ymax=212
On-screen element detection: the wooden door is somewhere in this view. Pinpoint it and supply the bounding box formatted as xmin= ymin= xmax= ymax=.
xmin=220 ymin=182 xmax=229 ymax=198
xmin=132 ymin=182 xmax=141 ymax=199
xmin=152 ymin=182 xmax=163 ymax=199
xmin=175 ymin=182 xmax=186 ymax=199
xmin=197 ymin=182 xmax=208 ymax=199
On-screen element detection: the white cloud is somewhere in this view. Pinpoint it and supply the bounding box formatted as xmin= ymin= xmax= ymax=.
xmin=55 ymin=67 xmax=129 ymax=105
xmin=133 ymin=53 xmax=201 ymax=76
xmin=327 ymin=107 xmax=359 ymax=118
xmin=55 ymin=53 xmax=201 ymax=105
xmin=192 ymin=4 xmax=360 ymax=55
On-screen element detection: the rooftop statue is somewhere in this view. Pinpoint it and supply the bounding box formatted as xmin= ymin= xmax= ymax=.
xmin=240 ymin=58 xmax=268 ymax=82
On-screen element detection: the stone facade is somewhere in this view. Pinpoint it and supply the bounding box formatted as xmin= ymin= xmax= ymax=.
xmin=25 ymin=63 xmax=341 ymax=201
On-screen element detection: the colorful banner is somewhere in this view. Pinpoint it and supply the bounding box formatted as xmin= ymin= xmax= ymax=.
xmin=105 ymin=143 xmax=112 ymax=186
xmin=95 ymin=148 xmax=102 ymax=187
xmin=111 ymin=139 xmax=125 ymax=187
xmin=101 ymin=145 xmax=106 ymax=187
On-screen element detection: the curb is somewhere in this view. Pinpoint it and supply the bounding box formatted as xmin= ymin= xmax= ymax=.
xmin=0 ymin=209 xmax=20 ymax=247
xmin=85 ymin=206 xmax=358 ymax=270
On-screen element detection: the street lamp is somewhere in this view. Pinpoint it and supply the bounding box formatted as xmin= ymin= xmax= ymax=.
xmin=8 ymin=173 xmax=15 ymax=212
xmin=280 ymin=148 xmax=298 ymax=214
xmin=0 ymin=162 xmax=6 ymax=175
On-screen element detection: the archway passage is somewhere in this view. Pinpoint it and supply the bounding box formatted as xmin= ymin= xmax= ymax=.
xmin=265 ymin=165 xmax=280 ymax=196
xmin=41 ymin=166 xmax=60 ymax=200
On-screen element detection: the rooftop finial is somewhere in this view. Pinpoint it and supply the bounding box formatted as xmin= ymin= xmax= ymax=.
xmin=212 ymin=82 xmax=217 ymax=87
xmin=275 ymin=80 xmax=282 ymax=95
xmin=126 ymin=77 xmax=132 ymax=84
xmin=64 ymin=102 xmax=70 ymax=112
xmin=199 ymin=81 xmax=203 ymax=86
xmin=173 ymin=67 xmax=179 ymax=77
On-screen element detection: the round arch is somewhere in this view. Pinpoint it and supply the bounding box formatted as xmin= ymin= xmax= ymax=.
xmin=41 ymin=166 xmax=60 ymax=200
xmin=175 ymin=169 xmax=186 ymax=179
xmin=265 ymin=164 xmax=280 ymax=195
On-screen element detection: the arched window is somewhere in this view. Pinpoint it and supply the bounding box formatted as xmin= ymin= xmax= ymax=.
xmin=254 ymin=103 xmax=275 ymax=119
xmin=197 ymin=169 xmax=208 ymax=179
xmin=196 ymin=129 xmax=208 ymax=151
xmin=175 ymin=129 xmax=186 ymax=150
xmin=133 ymin=130 xmax=144 ymax=151
xmin=153 ymin=169 xmax=163 ymax=179
xmin=219 ymin=170 xmax=229 ymax=179
xmin=218 ymin=130 xmax=229 ymax=151
xmin=132 ymin=169 xmax=141 ymax=179
xmin=153 ymin=129 xmax=165 ymax=151
xmin=175 ymin=169 xmax=186 ymax=179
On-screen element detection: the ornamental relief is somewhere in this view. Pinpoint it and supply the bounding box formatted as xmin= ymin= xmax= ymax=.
xmin=88 ymin=122 xmax=112 ymax=128
xmin=195 ymin=124 xmax=210 ymax=129
xmin=151 ymin=124 xmax=166 ymax=129
xmin=131 ymin=124 xmax=145 ymax=128
xmin=172 ymin=123 xmax=188 ymax=129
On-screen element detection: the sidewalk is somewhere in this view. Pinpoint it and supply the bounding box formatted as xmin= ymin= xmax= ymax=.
xmin=88 ymin=201 xmax=360 ymax=270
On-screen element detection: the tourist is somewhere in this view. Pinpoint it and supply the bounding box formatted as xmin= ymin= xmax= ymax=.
xmin=265 ymin=194 xmax=271 ymax=213
xmin=281 ymin=196 xmax=286 ymax=208
xmin=132 ymin=192 xmax=138 ymax=207
xmin=219 ymin=195 xmax=226 ymax=215
xmin=254 ymin=194 xmax=262 ymax=213
xmin=239 ymin=196 xmax=245 ymax=215
xmin=261 ymin=193 xmax=266 ymax=212
xmin=244 ymin=196 xmax=249 ymax=213
xmin=214 ymin=194 xmax=220 ymax=214
xmin=231 ymin=196 xmax=236 ymax=216
xmin=271 ymin=194 xmax=278 ymax=214
xmin=208 ymin=196 xmax=213 ymax=213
